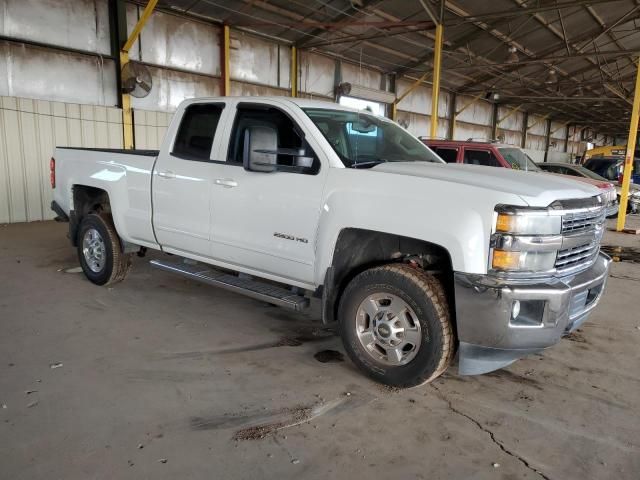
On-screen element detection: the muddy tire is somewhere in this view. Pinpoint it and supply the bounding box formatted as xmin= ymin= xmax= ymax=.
xmin=77 ymin=213 xmax=131 ymax=286
xmin=338 ymin=264 xmax=454 ymax=388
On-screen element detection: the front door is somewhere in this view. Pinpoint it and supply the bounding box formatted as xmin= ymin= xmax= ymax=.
xmin=152 ymin=102 xmax=226 ymax=257
xmin=207 ymin=101 xmax=328 ymax=286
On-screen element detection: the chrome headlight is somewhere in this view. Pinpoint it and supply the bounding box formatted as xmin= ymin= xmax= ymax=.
xmin=490 ymin=206 xmax=562 ymax=274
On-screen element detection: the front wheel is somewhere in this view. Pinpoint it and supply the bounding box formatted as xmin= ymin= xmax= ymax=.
xmin=338 ymin=264 xmax=454 ymax=388
xmin=77 ymin=213 xmax=131 ymax=286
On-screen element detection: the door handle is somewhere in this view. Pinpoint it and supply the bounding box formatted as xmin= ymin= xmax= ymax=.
xmin=214 ymin=178 xmax=238 ymax=188
xmin=157 ymin=170 xmax=176 ymax=179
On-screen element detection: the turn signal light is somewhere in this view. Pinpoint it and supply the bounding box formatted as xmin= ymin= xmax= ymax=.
xmin=492 ymin=250 xmax=520 ymax=270
xmin=496 ymin=213 xmax=515 ymax=233
xmin=50 ymin=157 xmax=56 ymax=189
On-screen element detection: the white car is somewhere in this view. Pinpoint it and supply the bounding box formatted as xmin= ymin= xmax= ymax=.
xmin=50 ymin=97 xmax=611 ymax=387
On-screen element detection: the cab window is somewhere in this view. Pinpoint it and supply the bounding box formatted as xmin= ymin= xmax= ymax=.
xmin=463 ymin=149 xmax=501 ymax=167
xmin=228 ymin=105 xmax=320 ymax=174
xmin=172 ymin=103 xmax=223 ymax=160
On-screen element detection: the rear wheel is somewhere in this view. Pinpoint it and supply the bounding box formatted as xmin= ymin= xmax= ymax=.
xmin=77 ymin=213 xmax=131 ymax=286
xmin=338 ymin=264 xmax=454 ymax=388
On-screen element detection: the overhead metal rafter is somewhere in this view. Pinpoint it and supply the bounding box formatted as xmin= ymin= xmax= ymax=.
xmin=456 ymin=3 xmax=640 ymax=93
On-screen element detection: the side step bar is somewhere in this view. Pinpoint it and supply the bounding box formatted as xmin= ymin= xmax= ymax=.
xmin=150 ymin=259 xmax=310 ymax=311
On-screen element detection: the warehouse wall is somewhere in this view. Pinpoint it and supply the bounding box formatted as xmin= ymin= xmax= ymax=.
xmin=0 ymin=0 xmax=597 ymax=224
xmin=0 ymin=96 xmax=123 ymax=223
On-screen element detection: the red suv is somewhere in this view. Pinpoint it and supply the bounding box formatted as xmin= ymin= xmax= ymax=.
xmin=422 ymin=139 xmax=619 ymax=216
xmin=421 ymin=139 xmax=539 ymax=171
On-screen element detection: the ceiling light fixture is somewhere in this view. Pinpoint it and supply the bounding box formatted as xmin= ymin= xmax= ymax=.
xmin=506 ymin=46 xmax=519 ymax=64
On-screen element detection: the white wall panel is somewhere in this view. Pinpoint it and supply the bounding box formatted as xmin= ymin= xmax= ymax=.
xmin=546 ymin=151 xmax=571 ymax=162
xmin=550 ymin=121 xmax=567 ymax=140
xmin=134 ymin=110 xmax=172 ymax=150
xmin=525 ymin=134 xmax=546 ymax=151
xmin=499 ymin=129 xmax=522 ymax=147
xmin=453 ymin=121 xmax=492 ymax=142
xmin=397 ymin=112 xmax=448 ymax=140
xmin=497 ymin=107 xmax=524 ymax=132
xmin=527 ymin=115 xmax=547 ymax=136
xmin=230 ymin=32 xmax=279 ymax=86
xmin=131 ymin=66 xmax=220 ymax=113
xmin=0 ymin=97 xmax=123 ymax=224
xmin=396 ymin=79 xmax=450 ymax=118
xmin=126 ymin=4 xmax=220 ymax=75
xmin=523 ymin=149 xmax=545 ymax=163
xmin=230 ymin=82 xmax=288 ymax=97
xmin=341 ymin=63 xmax=382 ymax=90
xmin=1 ymin=0 xmax=111 ymax=54
xmin=0 ymin=42 xmax=118 ymax=106
xmin=455 ymin=95 xmax=493 ymax=126
xmin=299 ymin=52 xmax=335 ymax=97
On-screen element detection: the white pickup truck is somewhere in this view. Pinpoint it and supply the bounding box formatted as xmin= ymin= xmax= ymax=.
xmin=51 ymin=97 xmax=611 ymax=387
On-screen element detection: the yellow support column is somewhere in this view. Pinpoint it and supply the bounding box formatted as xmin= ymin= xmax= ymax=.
xmin=291 ymin=46 xmax=298 ymax=97
xmin=120 ymin=0 xmax=158 ymax=149
xmin=222 ymin=25 xmax=231 ymax=96
xmin=430 ymin=23 xmax=444 ymax=139
xmin=617 ymin=58 xmax=640 ymax=231
xmin=120 ymin=51 xmax=134 ymax=150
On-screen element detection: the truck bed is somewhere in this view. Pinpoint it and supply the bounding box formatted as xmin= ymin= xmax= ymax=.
xmin=52 ymin=146 xmax=159 ymax=248
xmin=57 ymin=147 xmax=160 ymax=156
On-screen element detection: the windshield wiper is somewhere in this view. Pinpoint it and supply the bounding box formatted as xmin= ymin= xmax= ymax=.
xmin=349 ymin=159 xmax=389 ymax=169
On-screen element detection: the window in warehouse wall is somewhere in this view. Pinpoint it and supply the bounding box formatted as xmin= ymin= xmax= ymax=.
xmin=339 ymin=96 xmax=385 ymax=116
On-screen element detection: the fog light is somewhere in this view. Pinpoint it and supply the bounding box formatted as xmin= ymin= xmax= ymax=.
xmin=511 ymin=300 xmax=521 ymax=319
xmin=510 ymin=300 xmax=546 ymax=327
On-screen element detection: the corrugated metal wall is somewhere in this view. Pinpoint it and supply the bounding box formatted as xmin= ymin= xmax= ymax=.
xmin=0 ymin=96 xmax=123 ymax=223
xmin=0 ymin=96 xmax=176 ymax=224
xmin=133 ymin=109 xmax=172 ymax=150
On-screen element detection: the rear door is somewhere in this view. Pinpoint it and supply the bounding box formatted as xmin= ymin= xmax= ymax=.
xmin=152 ymin=102 xmax=225 ymax=257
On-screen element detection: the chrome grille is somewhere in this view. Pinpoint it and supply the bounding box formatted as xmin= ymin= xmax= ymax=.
xmin=555 ymin=242 xmax=600 ymax=272
xmin=554 ymin=198 xmax=606 ymax=275
xmin=561 ymin=209 xmax=605 ymax=233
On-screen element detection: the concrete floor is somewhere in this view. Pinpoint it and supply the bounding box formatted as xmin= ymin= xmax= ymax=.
xmin=1 ymin=218 xmax=639 ymax=480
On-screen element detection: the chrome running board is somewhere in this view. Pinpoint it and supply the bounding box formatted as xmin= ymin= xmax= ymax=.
xmin=150 ymin=259 xmax=309 ymax=311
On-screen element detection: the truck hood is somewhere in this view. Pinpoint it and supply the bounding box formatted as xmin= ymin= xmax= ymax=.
xmin=372 ymin=162 xmax=600 ymax=207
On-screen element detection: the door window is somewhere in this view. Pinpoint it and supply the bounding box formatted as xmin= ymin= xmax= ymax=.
xmin=463 ymin=149 xmax=501 ymax=167
xmin=172 ymin=103 xmax=224 ymax=160
xmin=432 ymin=147 xmax=458 ymax=163
xmin=228 ymin=105 xmax=319 ymax=174
xmin=542 ymin=165 xmax=565 ymax=174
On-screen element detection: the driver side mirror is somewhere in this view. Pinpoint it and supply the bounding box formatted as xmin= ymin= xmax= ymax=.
xmin=243 ymin=125 xmax=278 ymax=172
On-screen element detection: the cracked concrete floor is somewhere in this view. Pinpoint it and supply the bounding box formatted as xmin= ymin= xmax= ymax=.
xmin=1 ymin=219 xmax=639 ymax=480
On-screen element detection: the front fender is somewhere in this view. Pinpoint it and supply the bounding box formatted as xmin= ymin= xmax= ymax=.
xmin=313 ymin=168 xmax=528 ymax=286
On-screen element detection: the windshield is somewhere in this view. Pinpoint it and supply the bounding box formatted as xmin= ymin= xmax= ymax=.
xmin=303 ymin=108 xmax=444 ymax=168
xmin=498 ymin=148 xmax=540 ymax=171
xmin=571 ymin=165 xmax=609 ymax=181
xmin=584 ymin=158 xmax=621 ymax=180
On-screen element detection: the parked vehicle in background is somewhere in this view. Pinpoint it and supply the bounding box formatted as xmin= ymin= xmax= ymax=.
xmin=422 ymin=139 xmax=539 ymax=170
xmin=423 ymin=139 xmax=618 ymax=215
xmin=582 ymin=144 xmax=639 ymax=162
xmin=583 ymin=156 xmax=640 ymax=187
xmin=50 ymin=97 xmax=611 ymax=387
xmin=538 ymin=162 xmax=639 ymax=214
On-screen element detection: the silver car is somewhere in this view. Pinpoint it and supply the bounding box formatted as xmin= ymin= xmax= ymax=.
xmin=538 ymin=162 xmax=639 ymax=214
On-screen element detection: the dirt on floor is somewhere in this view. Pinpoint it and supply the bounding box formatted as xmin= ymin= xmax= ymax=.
xmin=1 ymin=218 xmax=639 ymax=480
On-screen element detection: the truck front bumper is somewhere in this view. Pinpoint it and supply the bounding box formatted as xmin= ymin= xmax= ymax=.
xmin=453 ymin=252 xmax=611 ymax=375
